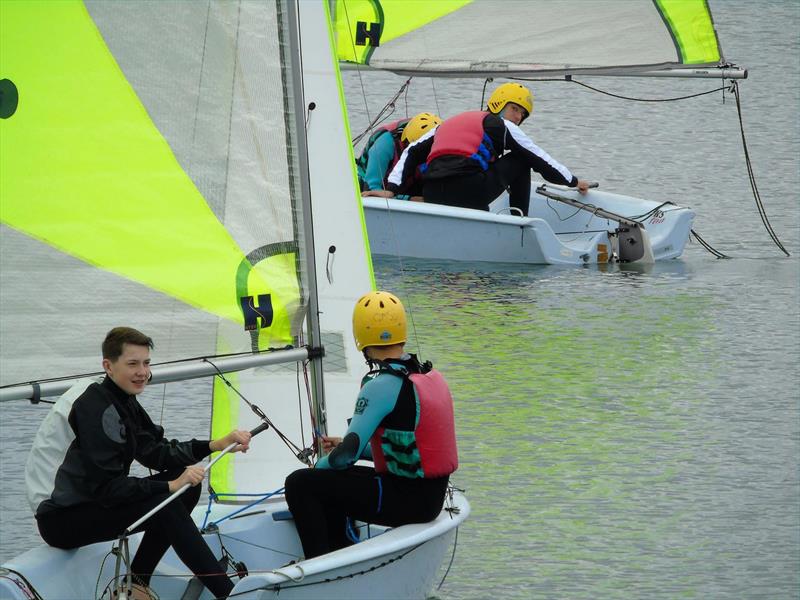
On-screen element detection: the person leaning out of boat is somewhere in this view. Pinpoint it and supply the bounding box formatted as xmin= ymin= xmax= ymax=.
xmin=356 ymin=112 xmax=442 ymax=201
xmin=31 ymin=327 xmax=251 ymax=599
xmin=284 ymin=291 xmax=458 ymax=559
xmin=364 ymin=82 xmax=591 ymax=216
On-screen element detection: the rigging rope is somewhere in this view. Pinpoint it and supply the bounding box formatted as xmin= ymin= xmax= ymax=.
xmin=568 ymin=79 xmax=730 ymax=103
xmin=204 ymin=359 xmax=312 ymax=465
xmin=730 ymin=80 xmax=790 ymax=256
xmin=690 ymin=229 xmax=729 ymax=259
xmin=351 ymin=78 xmax=414 ymax=147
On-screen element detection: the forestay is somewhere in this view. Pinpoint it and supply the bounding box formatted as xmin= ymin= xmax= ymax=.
xmin=333 ymin=0 xmax=734 ymax=77
xmin=0 ymin=0 xmax=372 ymax=496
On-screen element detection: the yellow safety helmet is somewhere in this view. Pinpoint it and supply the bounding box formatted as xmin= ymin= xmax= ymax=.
xmin=401 ymin=112 xmax=442 ymax=144
xmin=486 ymin=83 xmax=533 ymax=120
xmin=352 ymin=291 xmax=407 ymax=351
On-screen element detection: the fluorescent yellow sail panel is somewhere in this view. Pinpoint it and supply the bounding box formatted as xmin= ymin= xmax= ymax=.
xmin=656 ymin=0 xmax=721 ymax=64
xmin=210 ymin=374 xmax=237 ymax=493
xmin=0 ymin=1 xmax=294 ymax=342
xmin=335 ymin=0 xmax=471 ymax=64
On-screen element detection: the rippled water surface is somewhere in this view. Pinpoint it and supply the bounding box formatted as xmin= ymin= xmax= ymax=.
xmin=1 ymin=1 xmax=798 ymax=598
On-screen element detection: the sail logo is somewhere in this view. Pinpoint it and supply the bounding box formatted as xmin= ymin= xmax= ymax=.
xmin=355 ymin=21 xmax=381 ymax=47
xmin=0 ymin=79 xmax=19 ymax=119
xmin=240 ymin=294 xmax=274 ymax=331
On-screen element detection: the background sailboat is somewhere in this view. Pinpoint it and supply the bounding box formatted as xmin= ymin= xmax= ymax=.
xmin=332 ymin=0 xmax=747 ymax=265
xmin=0 ymin=1 xmax=467 ymax=598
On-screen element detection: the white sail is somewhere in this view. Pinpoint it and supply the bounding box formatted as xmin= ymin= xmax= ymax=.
xmin=1 ymin=1 xmax=305 ymax=389
xmin=334 ymin=0 xmax=744 ymax=78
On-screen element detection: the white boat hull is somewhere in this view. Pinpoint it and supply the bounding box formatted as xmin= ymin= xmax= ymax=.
xmin=0 ymin=491 xmax=469 ymax=600
xmin=363 ymin=184 xmax=694 ymax=265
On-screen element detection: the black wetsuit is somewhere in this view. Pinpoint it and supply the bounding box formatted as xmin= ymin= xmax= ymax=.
xmin=285 ymin=356 xmax=456 ymax=559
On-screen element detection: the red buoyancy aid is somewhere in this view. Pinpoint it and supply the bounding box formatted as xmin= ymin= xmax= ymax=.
xmin=426 ymin=111 xmax=491 ymax=166
xmin=370 ymin=368 xmax=459 ymax=479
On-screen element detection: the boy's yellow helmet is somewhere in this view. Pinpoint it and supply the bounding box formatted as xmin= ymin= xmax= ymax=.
xmin=401 ymin=112 xmax=442 ymax=143
xmin=352 ymin=291 xmax=407 ymax=351
xmin=486 ymin=83 xmax=533 ymax=119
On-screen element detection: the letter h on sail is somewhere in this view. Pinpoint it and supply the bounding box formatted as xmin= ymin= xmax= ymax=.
xmin=240 ymin=294 xmax=273 ymax=331
xmin=355 ymin=21 xmax=381 ymax=47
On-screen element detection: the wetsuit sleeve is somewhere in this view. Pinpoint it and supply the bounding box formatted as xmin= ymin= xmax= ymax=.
xmin=134 ymin=410 xmax=211 ymax=472
xmin=68 ymin=393 xmax=171 ymax=505
xmin=386 ymin=130 xmax=436 ymax=194
xmin=363 ymin=132 xmax=396 ymax=191
xmin=503 ymin=120 xmax=577 ymax=187
xmin=315 ymin=373 xmax=403 ymax=470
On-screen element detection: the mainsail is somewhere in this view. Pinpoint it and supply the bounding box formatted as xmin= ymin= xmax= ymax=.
xmin=1 ymin=0 xmax=372 ymax=495
xmin=333 ymin=0 xmax=742 ymax=78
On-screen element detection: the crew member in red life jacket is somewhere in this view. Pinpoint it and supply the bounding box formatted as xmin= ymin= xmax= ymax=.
xmin=356 ymin=112 xmax=442 ymax=199
xmin=365 ymin=83 xmax=590 ymax=216
xmin=284 ymin=291 xmax=458 ymax=560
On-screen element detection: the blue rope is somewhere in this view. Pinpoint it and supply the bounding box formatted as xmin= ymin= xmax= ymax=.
xmin=374 ymin=476 xmax=383 ymax=513
xmin=345 ymin=518 xmax=360 ymax=543
xmin=201 ymin=488 xmax=285 ymax=530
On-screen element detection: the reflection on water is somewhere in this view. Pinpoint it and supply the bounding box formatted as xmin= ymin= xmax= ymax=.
xmin=377 ymin=257 xmax=797 ymax=599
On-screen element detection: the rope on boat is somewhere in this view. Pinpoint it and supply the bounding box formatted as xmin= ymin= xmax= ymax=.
xmin=226 ymin=543 xmax=428 ymax=596
xmin=559 ymin=79 xmax=731 ymax=103
xmin=437 ymin=526 xmax=459 ymax=590
xmin=690 ymin=229 xmax=729 ymax=259
xmin=731 ymin=80 xmax=790 ymax=256
xmin=200 ymin=489 xmax=285 ymax=532
xmin=0 ymin=569 xmax=44 ymax=600
xmin=630 ymin=202 xmax=730 ymax=259
xmin=94 ymin=549 xmax=116 ymax=599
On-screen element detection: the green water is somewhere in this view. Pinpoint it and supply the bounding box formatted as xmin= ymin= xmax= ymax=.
xmin=373 ymin=257 xmax=798 ymax=598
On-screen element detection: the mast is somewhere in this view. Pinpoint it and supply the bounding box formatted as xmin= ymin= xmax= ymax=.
xmin=286 ymin=0 xmax=328 ymax=438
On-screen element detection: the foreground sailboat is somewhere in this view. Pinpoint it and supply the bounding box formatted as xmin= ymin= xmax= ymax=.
xmin=0 ymin=1 xmax=467 ymax=598
xmin=334 ymin=0 xmax=746 ymax=265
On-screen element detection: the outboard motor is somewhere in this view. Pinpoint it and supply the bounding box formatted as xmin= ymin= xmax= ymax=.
xmin=616 ymin=223 xmax=654 ymax=263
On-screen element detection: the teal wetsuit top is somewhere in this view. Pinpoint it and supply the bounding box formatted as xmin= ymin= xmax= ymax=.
xmin=360 ymin=131 xmax=396 ymax=192
xmin=315 ymin=362 xmax=406 ymax=470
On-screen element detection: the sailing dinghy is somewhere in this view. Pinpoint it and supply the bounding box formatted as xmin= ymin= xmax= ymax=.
xmin=334 ymin=0 xmax=747 ymax=265
xmin=0 ymin=1 xmax=468 ymax=598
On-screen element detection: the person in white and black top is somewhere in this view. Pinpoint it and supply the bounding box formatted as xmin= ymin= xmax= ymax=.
xmin=31 ymin=327 xmax=251 ymax=599
xmin=364 ymin=82 xmax=590 ymax=216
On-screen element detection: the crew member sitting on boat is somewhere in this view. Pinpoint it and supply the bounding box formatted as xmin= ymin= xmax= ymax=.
xmin=357 ymin=112 xmax=442 ymax=200
xmin=364 ymin=83 xmax=590 ymax=216
xmin=284 ymin=291 xmax=458 ymax=559
xmin=30 ymin=327 xmax=251 ymax=599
